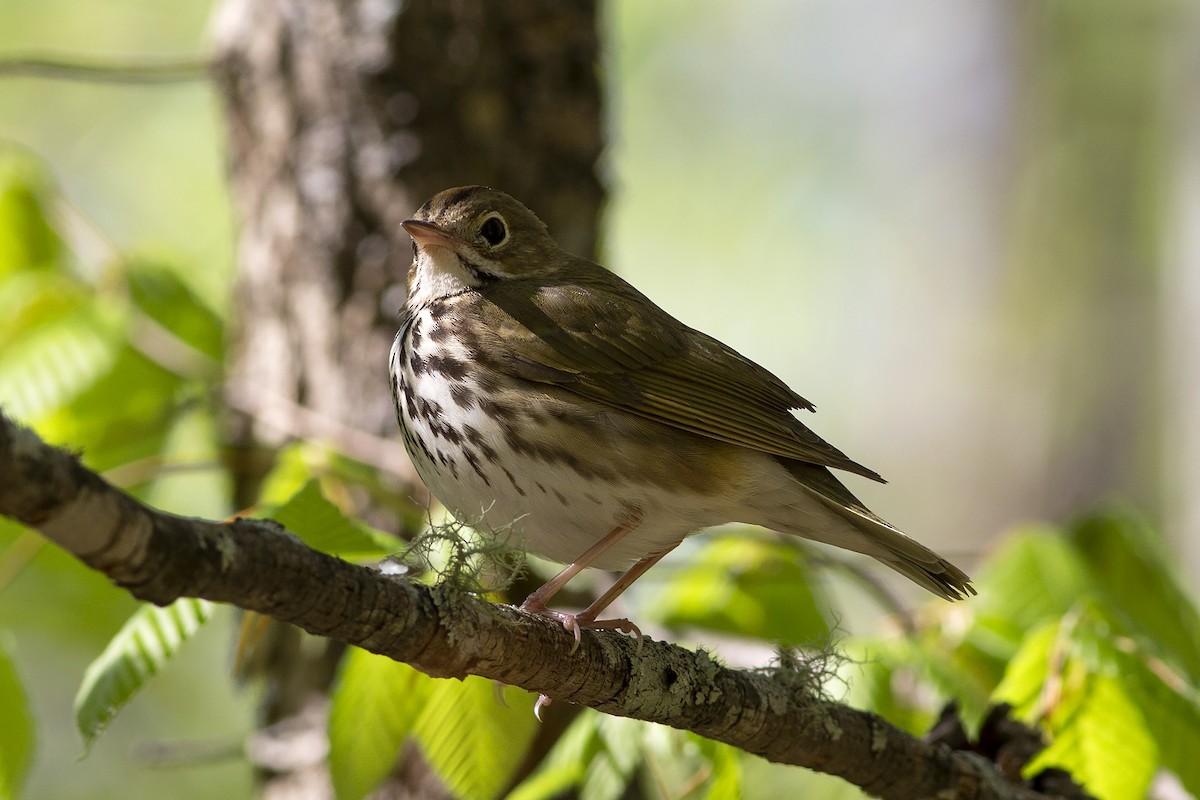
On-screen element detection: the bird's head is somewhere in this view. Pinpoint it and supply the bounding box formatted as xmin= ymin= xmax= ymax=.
xmin=402 ymin=186 xmax=566 ymax=306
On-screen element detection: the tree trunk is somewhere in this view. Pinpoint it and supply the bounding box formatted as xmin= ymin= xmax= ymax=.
xmin=209 ymin=0 xmax=604 ymax=795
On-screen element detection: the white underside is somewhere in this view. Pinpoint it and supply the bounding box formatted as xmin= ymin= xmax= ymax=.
xmin=393 ymin=310 xmax=864 ymax=571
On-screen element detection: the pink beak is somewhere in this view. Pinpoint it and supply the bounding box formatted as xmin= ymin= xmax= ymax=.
xmin=402 ymin=219 xmax=458 ymax=250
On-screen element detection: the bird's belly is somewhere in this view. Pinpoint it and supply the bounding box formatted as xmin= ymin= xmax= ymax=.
xmin=396 ymin=367 xmax=742 ymax=570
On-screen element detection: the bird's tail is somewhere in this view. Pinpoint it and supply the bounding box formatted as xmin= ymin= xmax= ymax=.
xmin=776 ymin=461 xmax=975 ymax=601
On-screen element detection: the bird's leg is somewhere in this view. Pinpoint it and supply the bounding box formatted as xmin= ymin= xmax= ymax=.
xmin=534 ymin=548 xmax=675 ymax=680
xmin=530 ymin=549 xmax=673 ymax=719
xmin=574 ymin=549 xmax=670 ymax=645
xmin=520 ymin=510 xmax=644 ymax=647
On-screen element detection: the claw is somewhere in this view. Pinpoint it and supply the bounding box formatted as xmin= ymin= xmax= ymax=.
xmin=534 ymin=693 xmax=552 ymax=721
xmin=574 ymin=615 xmax=645 ymax=654
xmin=519 ymin=603 xmax=645 ymax=655
xmin=523 ymin=605 xmax=583 ymax=653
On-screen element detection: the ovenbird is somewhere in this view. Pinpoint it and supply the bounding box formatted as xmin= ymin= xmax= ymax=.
xmin=391 ymin=186 xmax=973 ymax=640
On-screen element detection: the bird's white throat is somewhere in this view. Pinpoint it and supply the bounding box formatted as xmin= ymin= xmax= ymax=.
xmin=408 ymin=246 xmax=481 ymax=307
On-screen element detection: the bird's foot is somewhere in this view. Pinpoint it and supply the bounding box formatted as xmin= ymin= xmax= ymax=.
xmin=518 ymin=602 xmax=645 ymax=656
xmin=580 ymin=615 xmax=645 ymax=656
xmin=534 ymin=693 xmax=552 ymax=721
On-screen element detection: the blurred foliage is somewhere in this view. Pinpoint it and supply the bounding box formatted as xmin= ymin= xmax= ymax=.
xmin=2 ymin=1 xmax=1199 ymax=799
xmin=3 ymin=144 xmax=1199 ymax=800
xmin=74 ymin=599 xmax=215 ymax=751
xmin=0 ymin=634 xmax=34 ymax=798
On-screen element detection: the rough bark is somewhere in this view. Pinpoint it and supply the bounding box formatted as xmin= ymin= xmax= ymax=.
xmin=212 ymin=0 xmax=603 ymax=489
xmin=208 ymin=2 xmax=604 ymax=793
xmin=0 ymin=413 xmax=1073 ymax=800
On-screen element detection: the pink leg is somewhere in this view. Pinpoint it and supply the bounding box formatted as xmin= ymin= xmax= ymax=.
xmin=520 ymin=511 xmax=644 ymax=615
xmin=524 ymin=532 xmax=677 ymax=658
xmin=577 ymin=549 xmax=670 ymax=626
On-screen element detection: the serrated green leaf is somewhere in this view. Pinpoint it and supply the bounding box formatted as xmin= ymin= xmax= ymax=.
xmin=1067 ymin=512 xmax=1200 ymax=681
xmin=74 ymin=598 xmax=214 ymax=749
xmin=412 ymin=677 xmax=537 ymax=800
xmin=1117 ymin=651 xmax=1200 ymax=797
xmin=329 ymin=648 xmax=432 ymax=800
xmin=640 ymin=535 xmax=829 ymax=643
xmin=1028 ymin=672 xmax=1155 ymax=800
xmin=0 ymin=274 xmax=121 ymax=421
xmin=125 ymin=260 xmax=225 ymax=363
xmin=0 ymin=635 xmax=35 ymax=797
xmin=994 ymin=609 xmax=1166 ymax=800
xmin=1069 ymin=607 xmax=1200 ymax=798
xmin=268 ymin=479 xmax=398 ymax=560
xmin=41 ymin=344 xmax=186 ymax=473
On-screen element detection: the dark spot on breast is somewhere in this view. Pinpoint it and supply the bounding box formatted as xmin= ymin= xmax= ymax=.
xmin=553 ymin=489 xmax=569 ymax=506
xmin=409 ymin=351 xmax=426 ymax=375
xmin=450 ymin=383 xmax=476 ymax=409
xmin=462 ymin=426 xmax=499 ymax=462
xmin=501 ymin=466 xmax=526 ymax=496
xmin=503 ymin=430 xmax=616 ymax=483
xmin=462 ymin=448 xmax=491 ymax=486
xmin=480 ymin=397 xmax=513 ymax=422
xmin=428 ymin=355 xmax=469 ymax=380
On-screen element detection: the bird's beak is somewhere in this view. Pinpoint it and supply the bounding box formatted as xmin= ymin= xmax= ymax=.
xmin=402 ymin=219 xmax=458 ymax=250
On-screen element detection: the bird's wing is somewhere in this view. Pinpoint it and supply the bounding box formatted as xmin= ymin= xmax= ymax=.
xmin=473 ymin=271 xmax=884 ymax=481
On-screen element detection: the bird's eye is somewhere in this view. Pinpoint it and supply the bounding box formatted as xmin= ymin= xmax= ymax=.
xmin=479 ymin=214 xmax=508 ymax=247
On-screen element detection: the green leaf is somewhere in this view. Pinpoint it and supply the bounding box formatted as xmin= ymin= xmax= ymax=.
xmin=506 ymin=710 xmax=598 ymax=800
xmin=0 ymin=276 xmax=120 ymax=421
xmin=1069 ymin=608 xmax=1200 ymax=798
xmin=991 ymin=621 xmax=1059 ymax=716
xmin=579 ymin=715 xmax=644 ymax=800
xmin=973 ymin=525 xmax=1090 ymax=630
xmin=267 ymin=479 xmax=398 ymax=560
xmin=1066 ymin=511 xmax=1200 ymax=680
xmin=0 ymin=148 xmax=61 ymax=275
xmin=694 ymin=736 xmax=742 ymax=800
xmin=640 ymin=534 xmax=829 ymax=643
xmin=412 ymin=677 xmax=537 ymax=800
xmin=125 ymin=260 xmax=225 ymax=363
xmin=329 ymin=648 xmax=432 ymax=800
xmin=74 ymin=598 xmax=214 ymax=749
xmin=1027 ymin=672 xmax=1155 ymax=800
xmin=994 ymin=610 xmax=1162 ymax=800
xmin=257 ymin=443 xmax=322 ymax=507
xmin=42 ymin=344 xmax=187 ymax=473
xmin=0 ymin=635 xmax=34 ymax=797
xmin=1115 ymin=649 xmax=1200 ymax=797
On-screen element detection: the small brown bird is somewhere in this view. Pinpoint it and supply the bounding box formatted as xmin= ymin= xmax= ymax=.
xmin=391 ymin=186 xmax=973 ymax=641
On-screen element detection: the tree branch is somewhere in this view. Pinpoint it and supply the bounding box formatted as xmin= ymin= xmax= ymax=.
xmin=0 ymin=53 xmax=209 ymax=83
xmin=0 ymin=412 xmax=1054 ymax=800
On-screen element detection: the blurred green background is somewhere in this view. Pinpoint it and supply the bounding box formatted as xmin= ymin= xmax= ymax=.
xmin=2 ymin=1 xmax=1198 ymax=798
